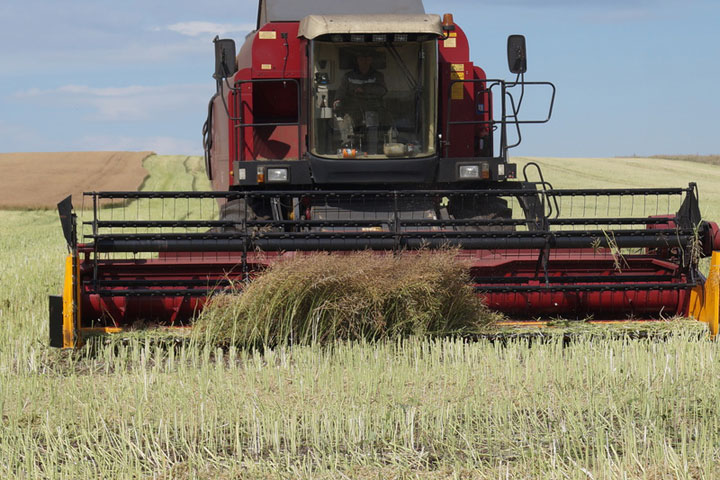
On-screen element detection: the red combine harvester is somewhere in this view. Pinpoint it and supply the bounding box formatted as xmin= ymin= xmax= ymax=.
xmin=50 ymin=0 xmax=720 ymax=348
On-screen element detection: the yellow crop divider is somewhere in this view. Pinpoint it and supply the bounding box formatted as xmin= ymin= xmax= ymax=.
xmin=689 ymin=251 xmax=720 ymax=337
xmin=61 ymin=255 xmax=79 ymax=349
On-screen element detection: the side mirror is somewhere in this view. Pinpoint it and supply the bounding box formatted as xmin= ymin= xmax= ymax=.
xmin=507 ymin=35 xmax=527 ymax=74
xmin=214 ymin=37 xmax=237 ymax=79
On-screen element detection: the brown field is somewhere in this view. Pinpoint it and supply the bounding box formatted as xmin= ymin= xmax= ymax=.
xmin=0 ymin=151 xmax=153 ymax=209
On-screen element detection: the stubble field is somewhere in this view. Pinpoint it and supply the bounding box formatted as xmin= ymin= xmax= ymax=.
xmin=1 ymin=154 xmax=719 ymax=479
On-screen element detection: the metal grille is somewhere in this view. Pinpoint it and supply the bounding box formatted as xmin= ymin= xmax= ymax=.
xmin=78 ymin=185 xmax=701 ymax=257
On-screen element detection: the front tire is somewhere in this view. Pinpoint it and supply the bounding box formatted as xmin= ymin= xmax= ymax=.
xmin=448 ymin=196 xmax=514 ymax=232
xmin=218 ymin=198 xmax=273 ymax=231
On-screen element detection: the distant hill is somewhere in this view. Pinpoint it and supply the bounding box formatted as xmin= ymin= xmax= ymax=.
xmin=648 ymin=155 xmax=720 ymax=166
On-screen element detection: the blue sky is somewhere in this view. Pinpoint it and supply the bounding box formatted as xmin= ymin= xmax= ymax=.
xmin=1 ymin=0 xmax=718 ymax=157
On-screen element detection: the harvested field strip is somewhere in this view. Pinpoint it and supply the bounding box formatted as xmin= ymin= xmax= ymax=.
xmin=81 ymin=156 xmax=219 ymax=248
xmin=74 ymin=155 xmax=213 ymax=214
xmin=138 ymin=155 xmax=212 ymax=192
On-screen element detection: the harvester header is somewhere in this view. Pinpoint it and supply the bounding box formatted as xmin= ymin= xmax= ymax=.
xmin=49 ymin=0 xmax=720 ymax=347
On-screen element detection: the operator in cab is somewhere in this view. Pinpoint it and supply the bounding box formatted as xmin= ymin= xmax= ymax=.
xmin=333 ymin=50 xmax=387 ymax=124
xmin=332 ymin=50 xmax=389 ymax=154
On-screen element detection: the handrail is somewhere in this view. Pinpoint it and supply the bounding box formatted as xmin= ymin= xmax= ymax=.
xmin=445 ymin=78 xmax=556 ymax=159
xmin=229 ymin=78 xmax=302 ymax=162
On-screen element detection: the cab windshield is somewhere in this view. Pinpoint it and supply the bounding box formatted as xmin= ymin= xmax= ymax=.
xmin=310 ymin=37 xmax=437 ymax=159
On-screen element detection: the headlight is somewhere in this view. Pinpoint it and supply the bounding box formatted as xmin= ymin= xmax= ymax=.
xmin=459 ymin=165 xmax=480 ymax=179
xmin=267 ymin=168 xmax=289 ymax=183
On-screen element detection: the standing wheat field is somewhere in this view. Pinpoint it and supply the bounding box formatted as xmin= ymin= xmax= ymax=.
xmin=0 ymin=152 xmax=153 ymax=210
xmin=1 ymin=155 xmax=720 ymax=479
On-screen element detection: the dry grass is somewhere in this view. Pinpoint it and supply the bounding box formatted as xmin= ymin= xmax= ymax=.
xmin=195 ymin=250 xmax=500 ymax=348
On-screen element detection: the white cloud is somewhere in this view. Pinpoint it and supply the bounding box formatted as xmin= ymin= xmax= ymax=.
xmin=580 ymin=7 xmax=656 ymax=23
xmin=16 ymin=84 xmax=211 ymax=122
xmin=0 ymin=37 xmax=216 ymax=76
xmin=22 ymin=85 xmax=155 ymax=97
xmin=164 ymin=21 xmax=254 ymax=37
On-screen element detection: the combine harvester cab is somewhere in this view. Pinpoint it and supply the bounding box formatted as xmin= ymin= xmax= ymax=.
xmin=49 ymin=0 xmax=720 ymax=347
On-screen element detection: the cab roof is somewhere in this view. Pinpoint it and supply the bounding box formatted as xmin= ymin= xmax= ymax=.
xmin=298 ymin=14 xmax=442 ymax=40
xmin=257 ymin=0 xmax=426 ymax=28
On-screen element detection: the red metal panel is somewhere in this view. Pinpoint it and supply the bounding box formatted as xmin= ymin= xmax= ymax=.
xmin=708 ymin=222 xmax=720 ymax=253
xmin=210 ymin=93 xmax=230 ymax=192
xmin=473 ymin=66 xmax=492 ymax=142
xmin=483 ymin=290 xmax=687 ymax=318
xmin=227 ymin=68 xmax=256 ymax=166
xmin=251 ymin=81 xmax=300 ymax=160
xmin=467 ymin=250 xmax=688 ymax=318
xmin=441 ymin=61 xmax=475 ymax=158
xmin=227 ymin=22 xmax=306 ymax=166
xmin=236 ymin=30 xmax=255 ymax=70
xmin=76 ymin=249 xmax=695 ymax=327
xmin=438 ymin=25 xmax=470 ymax=63
xmin=438 ymin=25 xmax=490 ymax=158
xmin=252 ymin=23 xmax=303 ymax=78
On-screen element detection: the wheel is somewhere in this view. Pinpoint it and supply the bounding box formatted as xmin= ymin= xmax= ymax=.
xmin=448 ymin=195 xmax=514 ymax=232
xmin=217 ymin=198 xmax=274 ymax=232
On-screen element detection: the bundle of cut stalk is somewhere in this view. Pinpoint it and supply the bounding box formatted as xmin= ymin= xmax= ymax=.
xmin=194 ymin=249 xmax=500 ymax=347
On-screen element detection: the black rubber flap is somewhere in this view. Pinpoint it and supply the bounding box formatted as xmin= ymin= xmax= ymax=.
xmin=57 ymin=196 xmax=74 ymax=250
xmin=49 ymin=295 xmax=63 ymax=348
